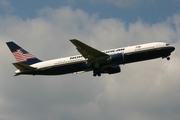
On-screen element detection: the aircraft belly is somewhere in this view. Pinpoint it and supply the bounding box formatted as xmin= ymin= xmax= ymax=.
xmin=123 ymin=48 xmax=172 ymax=64
xmin=33 ymin=62 xmax=89 ymax=75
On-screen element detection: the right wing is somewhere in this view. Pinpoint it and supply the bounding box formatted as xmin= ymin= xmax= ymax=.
xmin=70 ymin=39 xmax=110 ymax=67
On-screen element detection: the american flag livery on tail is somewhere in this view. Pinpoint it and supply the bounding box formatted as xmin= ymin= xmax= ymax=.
xmin=6 ymin=42 xmax=42 ymax=65
xmin=12 ymin=49 xmax=35 ymax=62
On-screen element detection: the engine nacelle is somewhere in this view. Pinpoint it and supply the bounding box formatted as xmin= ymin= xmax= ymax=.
xmin=103 ymin=65 xmax=121 ymax=74
xmin=107 ymin=53 xmax=124 ymax=63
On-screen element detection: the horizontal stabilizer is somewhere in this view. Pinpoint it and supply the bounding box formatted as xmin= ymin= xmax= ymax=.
xmin=12 ymin=62 xmax=36 ymax=71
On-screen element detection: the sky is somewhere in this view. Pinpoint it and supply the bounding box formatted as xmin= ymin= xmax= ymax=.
xmin=0 ymin=0 xmax=180 ymax=120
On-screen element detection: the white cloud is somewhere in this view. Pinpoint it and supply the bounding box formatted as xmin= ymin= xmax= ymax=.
xmin=0 ymin=6 xmax=180 ymax=120
xmin=91 ymin=0 xmax=149 ymax=7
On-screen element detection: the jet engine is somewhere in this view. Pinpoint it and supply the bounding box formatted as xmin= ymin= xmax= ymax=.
xmin=103 ymin=65 xmax=121 ymax=74
xmin=107 ymin=53 xmax=124 ymax=63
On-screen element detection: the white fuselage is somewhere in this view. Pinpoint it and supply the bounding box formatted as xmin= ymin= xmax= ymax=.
xmin=15 ymin=42 xmax=175 ymax=75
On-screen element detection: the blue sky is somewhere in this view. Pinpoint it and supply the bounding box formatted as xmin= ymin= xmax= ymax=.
xmin=1 ymin=0 xmax=180 ymax=23
xmin=1 ymin=1 xmax=180 ymax=120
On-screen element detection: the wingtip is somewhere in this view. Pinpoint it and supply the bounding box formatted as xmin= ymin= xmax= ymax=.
xmin=71 ymin=39 xmax=83 ymax=44
xmin=70 ymin=39 xmax=79 ymax=41
xmin=6 ymin=41 xmax=14 ymax=44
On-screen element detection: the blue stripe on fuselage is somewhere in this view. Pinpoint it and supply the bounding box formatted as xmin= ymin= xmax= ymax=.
xmin=31 ymin=62 xmax=90 ymax=75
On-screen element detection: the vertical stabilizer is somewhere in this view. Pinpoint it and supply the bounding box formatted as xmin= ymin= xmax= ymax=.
xmin=6 ymin=41 xmax=42 ymax=65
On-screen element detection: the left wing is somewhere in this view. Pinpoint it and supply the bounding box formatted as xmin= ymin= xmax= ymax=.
xmin=70 ymin=39 xmax=110 ymax=67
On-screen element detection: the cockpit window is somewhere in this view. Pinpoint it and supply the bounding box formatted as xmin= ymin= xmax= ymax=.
xmin=166 ymin=44 xmax=170 ymax=46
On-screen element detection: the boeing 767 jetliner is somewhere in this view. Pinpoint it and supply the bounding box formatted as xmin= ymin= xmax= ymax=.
xmin=6 ymin=39 xmax=175 ymax=77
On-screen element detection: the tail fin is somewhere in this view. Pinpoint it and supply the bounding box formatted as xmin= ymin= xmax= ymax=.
xmin=6 ymin=41 xmax=42 ymax=65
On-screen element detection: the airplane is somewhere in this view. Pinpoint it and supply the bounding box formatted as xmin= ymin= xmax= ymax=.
xmin=6 ymin=39 xmax=175 ymax=77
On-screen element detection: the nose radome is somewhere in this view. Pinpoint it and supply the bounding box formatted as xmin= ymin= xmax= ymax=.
xmin=170 ymin=46 xmax=175 ymax=52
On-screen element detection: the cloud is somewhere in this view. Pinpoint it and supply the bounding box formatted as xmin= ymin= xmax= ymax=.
xmin=91 ymin=0 xmax=147 ymax=7
xmin=0 ymin=6 xmax=180 ymax=120
xmin=0 ymin=0 xmax=15 ymax=14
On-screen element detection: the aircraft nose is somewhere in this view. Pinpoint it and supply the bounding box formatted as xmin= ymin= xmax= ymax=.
xmin=170 ymin=46 xmax=175 ymax=52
